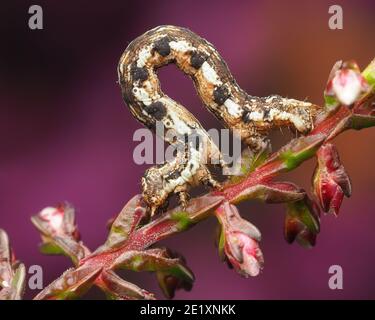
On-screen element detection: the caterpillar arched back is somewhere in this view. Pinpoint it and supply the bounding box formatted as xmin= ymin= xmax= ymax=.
xmin=118 ymin=25 xmax=320 ymax=215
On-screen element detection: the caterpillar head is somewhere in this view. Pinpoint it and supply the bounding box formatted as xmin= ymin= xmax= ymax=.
xmin=141 ymin=167 xmax=169 ymax=216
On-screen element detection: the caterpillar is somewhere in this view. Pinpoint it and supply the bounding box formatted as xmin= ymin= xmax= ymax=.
xmin=118 ymin=25 xmax=320 ymax=216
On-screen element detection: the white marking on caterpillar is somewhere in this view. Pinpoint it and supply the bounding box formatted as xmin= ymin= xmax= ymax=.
xmin=266 ymin=96 xmax=277 ymax=103
xmin=268 ymin=109 xmax=308 ymax=131
xmin=164 ymin=148 xmax=201 ymax=193
xmin=201 ymin=61 xmax=221 ymax=85
xmin=167 ymin=109 xmax=193 ymax=135
xmin=132 ymin=87 xmax=152 ymax=105
xmin=137 ymin=46 xmax=152 ymax=67
xmin=224 ymin=99 xmax=242 ymax=117
xmin=287 ymin=98 xmax=311 ymax=107
xmin=289 ymin=115 xmax=307 ymax=131
xmin=169 ymin=40 xmax=194 ymax=52
xmin=248 ymin=110 xmax=265 ymax=122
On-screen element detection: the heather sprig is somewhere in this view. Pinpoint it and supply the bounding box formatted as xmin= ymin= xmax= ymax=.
xmin=1 ymin=58 xmax=374 ymax=300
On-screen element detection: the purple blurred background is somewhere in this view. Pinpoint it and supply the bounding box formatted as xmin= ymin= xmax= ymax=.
xmin=1 ymin=0 xmax=375 ymax=299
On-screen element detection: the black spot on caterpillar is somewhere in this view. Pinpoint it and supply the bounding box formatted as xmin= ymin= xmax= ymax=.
xmin=118 ymin=25 xmax=321 ymax=215
xmin=144 ymin=101 xmax=167 ymax=121
xmin=153 ymin=36 xmax=171 ymax=57
xmin=165 ymin=170 xmax=181 ymax=181
xmin=263 ymin=108 xmax=270 ymax=120
xmin=190 ymin=51 xmax=207 ymax=69
xmin=241 ymin=110 xmax=251 ymax=124
xmin=213 ymin=85 xmax=230 ymax=105
xmin=131 ymin=64 xmax=149 ymax=82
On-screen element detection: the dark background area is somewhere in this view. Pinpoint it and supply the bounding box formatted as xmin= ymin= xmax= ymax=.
xmin=1 ymin=0 xmax=375 ymax=299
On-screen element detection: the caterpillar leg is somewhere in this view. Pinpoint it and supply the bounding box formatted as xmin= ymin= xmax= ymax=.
xmin=174 ymin=184 xmax=190 ymax=210
xmin=195 ymin=165 xmax=222 ymax=190
xmin=142 ymin=142 xmax=223 ymax=216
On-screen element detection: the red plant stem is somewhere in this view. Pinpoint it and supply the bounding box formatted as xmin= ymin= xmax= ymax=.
xmin=79 ymin=106 xmax=353 ymax=277
xmin=34 ymin=99 xmax=373 ymax=300
xmin=221 ymin=106 xmax=351 ymax=202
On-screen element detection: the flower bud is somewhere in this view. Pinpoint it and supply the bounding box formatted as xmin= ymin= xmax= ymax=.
xmin=35 ymin=203 xmax=80 ymax=240
xmin=313 ymin=143 xmax=351 ymax=216
xmin=284 ymin=195 xmax=320 ymax=248
xmin=216 ymin=203 xmax=263 ymax=277
xmin=31 ymin=203 xmax=88 ymax=265
xmin=325 ymin=60 xmax=370 ymax=108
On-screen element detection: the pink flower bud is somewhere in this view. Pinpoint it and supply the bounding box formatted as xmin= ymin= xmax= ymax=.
xmin=325 ymin=60 xmax=370 ymax=107
xmin=313 ymin=144 xmax=351 ymax=216
xmin=36 ymin=203 xmax=80 ymax=240
xmin=225 ymin=231 xmax=264 ymax=277
xmin=216 ymin=203 xmax=264 ymax=277
xmin=39 ymin=207 xmax=64 ymax=233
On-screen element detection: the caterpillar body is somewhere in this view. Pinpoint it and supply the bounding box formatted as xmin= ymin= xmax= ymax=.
xmin=118 ymin=25 xmax=320 ymax=215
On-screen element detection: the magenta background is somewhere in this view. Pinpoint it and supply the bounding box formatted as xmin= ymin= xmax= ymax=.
xmin=1 ymin=0 xmax=375 ymax=299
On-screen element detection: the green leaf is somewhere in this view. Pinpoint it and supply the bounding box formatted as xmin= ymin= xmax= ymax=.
xmin=267 ymin=134 xmax=326 ymax=171
xmin=170 ymin=211 xmax=194 ymax=231
xmin=285 ymin=196 xmax=320 ymax=248
xmin=324 ymin=95 xmax=339 ymax=110
xmin=39 ymin=241 xmax=65 ymax=255
xmin=349 ymin=114 xmax=375 ymax=130
xmin=280 ymin=139 xmax=323 ymax=170
xmin=217 ymin=220 xmax=226 ymax=260
xmin=287 ymin=199 xmax=319 ymax=234
xmin=165 ymin=194 xmax=224 ymax=223
xmin=38 ymin=237 xmax=88 ymax=266
xmin=362 ymin=58 xmax=375 ymax=87
xmin=230 ymin=147 xmax=269 ymax=183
